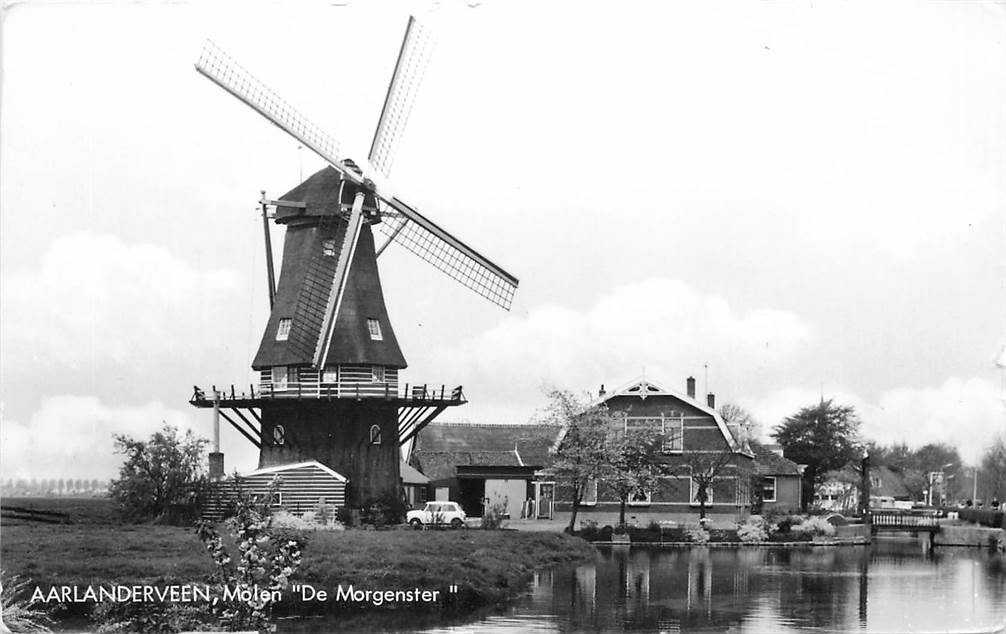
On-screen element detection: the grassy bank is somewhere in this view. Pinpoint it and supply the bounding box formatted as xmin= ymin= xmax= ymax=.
xmin=2 ymin=498 xmax=596 ymax=627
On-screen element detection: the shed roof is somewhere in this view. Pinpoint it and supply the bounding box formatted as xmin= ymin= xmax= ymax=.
xmin=410 ymin=422 xmax=562 ymax=481
xmin=750 ymin=441 xmax=803 ymax=476
xmin=400 ymin=461 xmax=429 ymax=485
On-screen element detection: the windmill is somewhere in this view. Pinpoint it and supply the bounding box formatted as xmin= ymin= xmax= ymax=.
xmin=189 ymin=16 xmax=518 ymax=507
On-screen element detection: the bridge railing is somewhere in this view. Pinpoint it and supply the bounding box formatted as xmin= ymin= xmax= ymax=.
xmin=871 ymin=510 xmax=941 ymax=528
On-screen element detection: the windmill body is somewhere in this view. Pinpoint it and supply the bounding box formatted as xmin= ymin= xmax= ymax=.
xmin=190 ymin=19 xmax=518 ymax=511
xmin=253 ymin=167 xmax=407 ymax=505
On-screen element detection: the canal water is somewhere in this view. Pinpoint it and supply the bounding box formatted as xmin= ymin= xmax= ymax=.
xmin=309 ymin=541 xmax=1006 ymax=633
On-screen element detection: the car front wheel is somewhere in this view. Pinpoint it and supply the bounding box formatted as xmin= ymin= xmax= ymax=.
xmin=410 ymin=518 xmax=423 ymax=530
xmin=451 ymin=518 xmax=463 ymax=529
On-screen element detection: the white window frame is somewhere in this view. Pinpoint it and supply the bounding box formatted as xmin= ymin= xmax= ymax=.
xmin=762 ymin=476 xmax=777 ymax=503
xmin=367 ymin=318 xmax=383 ymax=341
xmin=275 ymin=318 xmax=292 ymax=341
xmin=628 ymin=488 xmax=652 ymax=506
xmin=690 ymin=476 xmax=714 ymax=506
xmin=322 ymin=366 xmax=338 ymax=383
xmin=272 ymin=366 xmax=289 ymax=389
xmin=372 ymin=366 xmax=386 ymax=383
xmin=663 ymin=414 xmax=684 ymax=453
xmin=369 ymin=424 xmax=382 ymax=445
xmin=581 ymin=479 xmax=598 ymax=506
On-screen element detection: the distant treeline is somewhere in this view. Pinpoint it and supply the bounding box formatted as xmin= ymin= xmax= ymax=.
xmin=1 ymin=478 xmax=110 ymax=497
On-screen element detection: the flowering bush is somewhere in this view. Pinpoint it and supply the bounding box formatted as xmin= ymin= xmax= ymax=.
xmin=481 ymin=496 xmax=508 ymax=530
xmin=273 ymin=510 xmax=345 ymax=531
xmin=195 ymin=478 xmax=307 ymax=632
xmin=737 ymin=516 xmax=769 ymax=542
xmin=686 ymin=524 xmax=710 ymax=544
xmin=790 ymin=516 xmax=836 ymax=537
xmin=1 ymin=571 xmax=53 ymax=633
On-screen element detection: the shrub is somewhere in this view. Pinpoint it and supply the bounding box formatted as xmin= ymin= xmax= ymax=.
xmin=578 ymin=519 xmax=599 ymax=541
xmin=686 ymin=524 xmax=710 ymax=544
xmin=481 ymin=496 xmax=508 ymax=530
xmin=791 ymin=516 xmax=836 ymax=537
xmin=272 ymin=510 xmax=345 ymax=531
xmin=738 ymin=516 xmax=769 ymax=542
xmin=359 ymin=490 xmax=406 ymax=527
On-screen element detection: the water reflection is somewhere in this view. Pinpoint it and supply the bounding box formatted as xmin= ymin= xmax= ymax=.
xmin=492 ymin=543 xmax=1005 ymax=633
xmin=282 ymin=543 xmax=1006 ymax=633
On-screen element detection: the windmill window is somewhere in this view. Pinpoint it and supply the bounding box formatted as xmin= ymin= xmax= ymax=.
xmin=322 ymin=366 xmax=338 ymax=383
xmin=367 ymin=318 xmax=383 ymax=341
xmin=272 ymin=366 xmax=288 ymax=389
xmin=370 ymin=424 xmax=382 ymax=445
xmin=322 ymin=239 xmax=336 ymax=257
xmin=273 ymin=425 xmax=286 ymax=446
xmin=372 ymin=366 xmax=386 ymax=383
xmin=276 ymin=318 xmax=292 ymax=341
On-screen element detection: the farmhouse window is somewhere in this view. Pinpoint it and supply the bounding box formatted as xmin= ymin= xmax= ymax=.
xmin=628 ymin=488 xmax=651 ymax=506
xmin=663 ymin=414 xmax=684 ymax=453
xmin=761 ymin=477 xmax=777 ymax=502
xmin=370 ymin=424 xmax=382 ymax=445
xmin=690 ymin=477 xmax=713 ymax=506
xmin=367 ymin=318 xmax=383 ymax=341
xmin=276 ymin=318 xmax=292 ymax=341
xmin=624 ymin=415 xmax=683 ymax=453
xmin=322 ymin=239 xmax=336 ymax=257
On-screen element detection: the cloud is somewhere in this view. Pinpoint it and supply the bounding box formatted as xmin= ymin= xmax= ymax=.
xmin=427 ymin=278 xmax=813 ymax=420
xmin=0 ymin=394 xmax=261 ymax=481
xmin=0 ymin=396 xmax=198 ymax=480
xmin=743 ymin=376 xmax=1006 ymax=463
xmin=0 ymin=232 xmax=242 ymax=372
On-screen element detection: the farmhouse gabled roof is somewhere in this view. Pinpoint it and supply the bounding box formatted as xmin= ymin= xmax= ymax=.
xmin=552 ymin=376 xmax=749 ymax=455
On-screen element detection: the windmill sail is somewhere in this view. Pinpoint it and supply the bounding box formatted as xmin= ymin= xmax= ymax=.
xmin=379 ymin=197 xmax=518 ymax=310
xmin=195 ymin=26 xmax=518 ymax=311
xmin=195 ymin=40 xmax=357 ymax=185
xmin=369 ymin=15 xmax=436 ymax=179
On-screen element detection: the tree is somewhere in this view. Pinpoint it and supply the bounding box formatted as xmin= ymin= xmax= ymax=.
xmin=772 ymin=399 xmax=862 ymax=509
xmin=979 ymin=434 xmax=1006 ymax=504
xmin=606 ymin=427 xmax=667 ymax=527
xmin=675 ymin=448 xmax=736 ymax=520
xmin=719 ymin=403 xmax=761 ymax=443
xmin=109 ymin=423 xmax=209 ymax=520
xmin=541 ymin=390 xmax=618 ymax=533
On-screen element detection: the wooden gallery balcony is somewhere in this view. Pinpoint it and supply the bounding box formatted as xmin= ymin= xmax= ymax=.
xmin=190 ymin=381 xmax=466 ymax=409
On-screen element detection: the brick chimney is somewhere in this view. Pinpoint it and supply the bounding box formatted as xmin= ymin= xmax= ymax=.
xmin=686 ymin=376 xmax=696 ymax=399
xmin=707 ymin=393 xmax=715 ymax=409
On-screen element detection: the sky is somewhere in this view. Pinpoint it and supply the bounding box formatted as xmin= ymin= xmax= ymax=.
xmin=1 ymin=1 xmax=1005 ymax=481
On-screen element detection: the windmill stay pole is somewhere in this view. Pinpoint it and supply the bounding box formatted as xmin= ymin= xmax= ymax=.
xmin=260 ymin=191 xmax=277 ymax=308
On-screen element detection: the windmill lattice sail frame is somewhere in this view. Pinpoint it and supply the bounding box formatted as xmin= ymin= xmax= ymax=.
xmin=195 ymin=31 xmax=518 ymax=311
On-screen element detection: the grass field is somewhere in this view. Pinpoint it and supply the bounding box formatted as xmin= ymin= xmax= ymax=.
xmin=1 ymin=497 xmax=597 ymax=626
